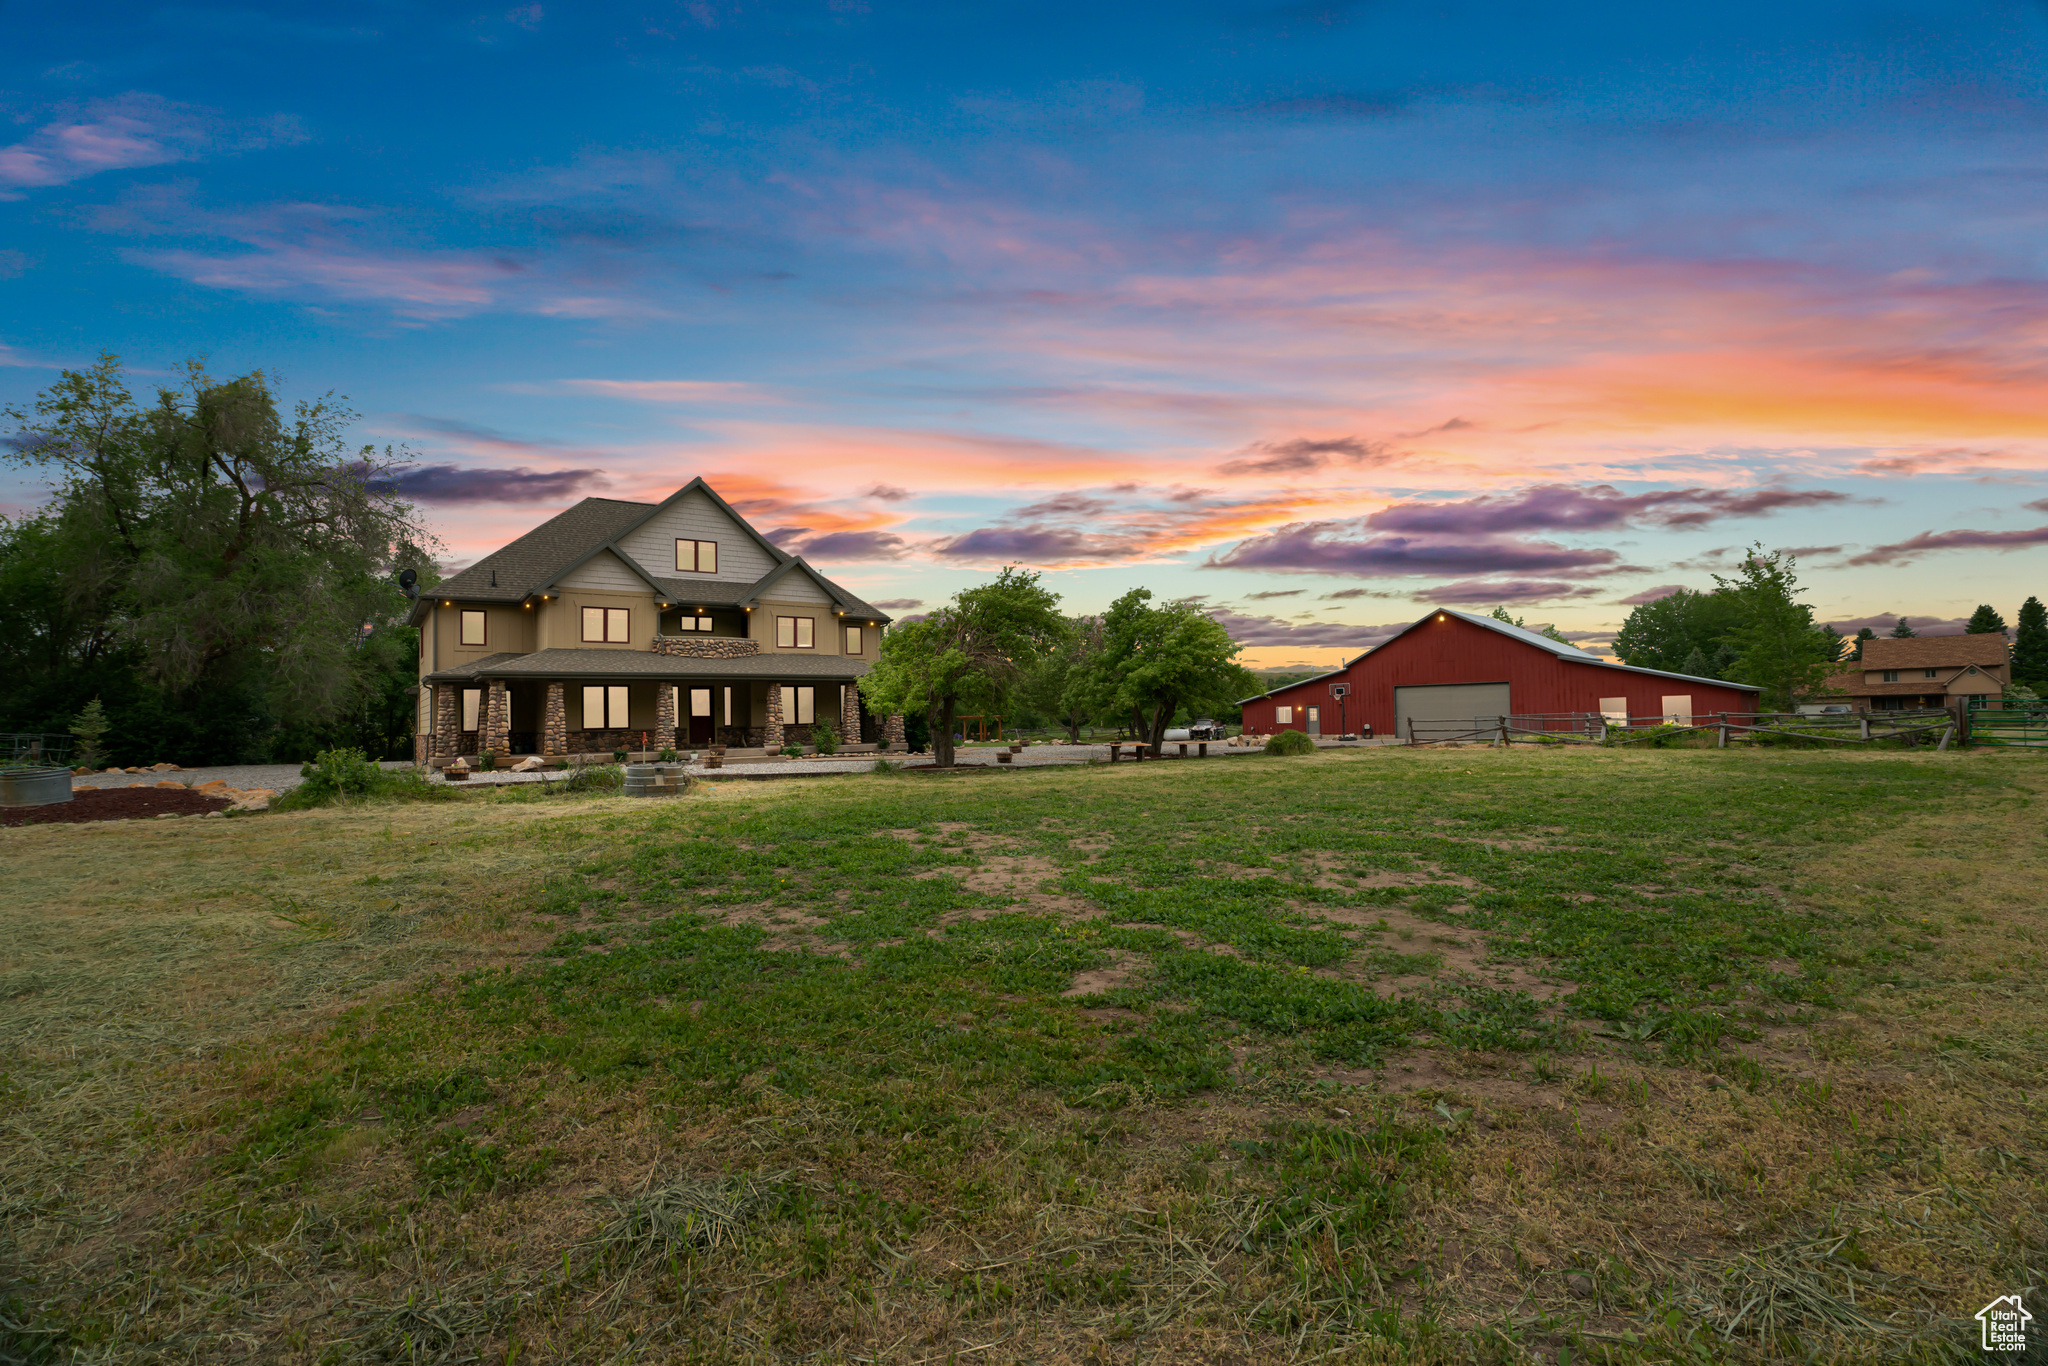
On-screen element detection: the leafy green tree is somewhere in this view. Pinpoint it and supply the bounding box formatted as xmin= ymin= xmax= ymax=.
xmin=4 ymin=356 xmax=436 ymax=739
xmin=1080 ymin=590 xmax=1254 ymax=753
xmin=1965 ymin=604 xmax=2009 ymax=636
xmin=1712 ymin=545 xmax=1837 ymax=712
xmin=859 ymin=567 xmax=1066 ymax=767
xmin=1612 ymin=588 xmax=1747 ymax=674
xmin=1017 ymin=614 xmax=1101 ymax=742
xmin=1889 ymin=616 xmax=1916 ymax=638
xmin=2014 ymin=596 xmax=2048 ymax=689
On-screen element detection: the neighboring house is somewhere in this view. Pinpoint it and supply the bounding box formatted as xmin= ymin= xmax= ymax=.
xmin=1238 ymin=608 xmax=1760 ymax=739
xmin=1818 ymin=635 xmax=2011 ymax=712
xmin=409 ymin=479 xmax=898 ymax=761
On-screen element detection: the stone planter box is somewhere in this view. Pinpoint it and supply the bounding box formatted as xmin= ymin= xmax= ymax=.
xmin=0 ymin=766 xmax=73 ymax=808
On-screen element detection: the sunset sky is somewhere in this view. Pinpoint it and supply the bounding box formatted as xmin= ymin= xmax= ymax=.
xmin=6 ymin=1 xmax=2048 ymax=668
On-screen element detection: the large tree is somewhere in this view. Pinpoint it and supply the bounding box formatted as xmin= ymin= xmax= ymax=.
xmin=3 ymin=355 xmax=436 ymax=758
xmin=1712 ymin=545 xmax=1837 ymax=712
xmin=858 ymin=567 xmax=1066 ymax=767
xmin=1018 ymin=613 xmax=1103 ymax=742
xmin=1965 ymin=604 xmax=2009 ymax=636
xmin=2014 ymin=596 xmax=2048 ymax=690
xmin=1890 ymin=616 xmax=1917 ymax=638
xmin=1080 ymin=590 xmax=1255 ymax=753
xmin=1612 ymin=588 xmax=1747 ymax=675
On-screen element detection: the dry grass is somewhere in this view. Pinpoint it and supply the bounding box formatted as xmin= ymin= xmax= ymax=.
xmin=1 ymin=752 xmax=2043 ymax=1364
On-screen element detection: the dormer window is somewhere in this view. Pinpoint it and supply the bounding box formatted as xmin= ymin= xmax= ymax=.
xmin=675 ymin=540 xmax=718 ymax=574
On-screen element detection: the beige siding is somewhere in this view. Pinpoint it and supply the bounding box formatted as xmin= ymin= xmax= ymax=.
xmin=764 ymin=571 xmax=833 ymax=605
xmin=540 ymin=589 xmax=656 ymax=649
xmin=557 ymin=549 xmax=647 ymax=592
xmin=434 ymin=603 xmax=535 ymax=661
xmin=618 ymin=487 xmax=779 ymax=581
xmin=754 ymin=598 xmax=842 ymax=653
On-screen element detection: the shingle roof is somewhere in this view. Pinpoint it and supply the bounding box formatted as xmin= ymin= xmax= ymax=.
xmin=432 ymin=498 xmax=653 ymax=604
xmin=415 ymin=485 xmax=893 ymax=624
xmin=1859 ymin=635 xmax=2010 ymax=669
xmin=425 ymin=648 xmax=872 ymax=684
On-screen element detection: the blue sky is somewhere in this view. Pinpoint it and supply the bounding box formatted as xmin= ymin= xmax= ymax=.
xmin=6 ymin=1 xmax=2048 ymax=666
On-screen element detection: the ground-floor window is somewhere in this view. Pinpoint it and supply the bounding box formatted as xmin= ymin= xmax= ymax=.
xmin=462 ymin=688 xmax=482 ymax=731
xmin=1275 ymin=705 xmax=1292 ymax=723
xmin=689 ymin=688 xmax=712 ymax=718
xmin=779 ymin=685 xmax=815 ymax=724
xmin=582 ymin=685 xmax=629 ymax=729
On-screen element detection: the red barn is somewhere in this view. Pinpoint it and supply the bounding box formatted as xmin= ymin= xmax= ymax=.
xmin=1238 ymin=608 xmax=1760 ymax=740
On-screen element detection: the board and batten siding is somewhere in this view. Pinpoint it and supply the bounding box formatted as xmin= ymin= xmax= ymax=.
xmin=557 ymin=549 xmax=648 ymax=593
xmin=617 ymin=488 xmax=779 ymax=581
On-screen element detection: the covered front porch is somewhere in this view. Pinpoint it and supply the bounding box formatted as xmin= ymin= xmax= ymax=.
xmin=420 ymin=649 xmax=895 ymax=762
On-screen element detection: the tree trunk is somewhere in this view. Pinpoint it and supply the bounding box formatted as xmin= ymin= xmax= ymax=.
xmin=1147 ymin=699 xmax=1175 ymax=754
xmin=935 ymin=696 xmax=957 ymax=767
xmin=1064 ymin=711 xmax=1081 ymax=744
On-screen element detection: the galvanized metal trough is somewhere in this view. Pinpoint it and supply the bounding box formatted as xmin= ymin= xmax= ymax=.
xmin=0 ymin=766 xmax=74 ymax=808
xmin=621 ymin=763 xmax=689 ymax=797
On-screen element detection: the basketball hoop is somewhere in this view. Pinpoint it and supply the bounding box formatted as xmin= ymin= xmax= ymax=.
xmin=1329 ymin=683 xmax=1350 ymax=698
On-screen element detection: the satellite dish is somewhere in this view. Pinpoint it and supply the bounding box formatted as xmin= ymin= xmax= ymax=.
xmin=398 ymin=568 xmax=419 ymax=597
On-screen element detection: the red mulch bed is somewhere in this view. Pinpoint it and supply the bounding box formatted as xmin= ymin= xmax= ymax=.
xmin=1 ymin=785 xmax=234 ymax=827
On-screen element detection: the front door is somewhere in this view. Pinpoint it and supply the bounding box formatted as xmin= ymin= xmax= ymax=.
xmin=687 ymin=688 xmax=714 ymax=743
xmin=1305 ymin=706 xmax=1320 ymax=736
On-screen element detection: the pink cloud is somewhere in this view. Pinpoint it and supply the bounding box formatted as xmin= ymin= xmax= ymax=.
xmin=0 ymin=94 xmax=300 ymax=200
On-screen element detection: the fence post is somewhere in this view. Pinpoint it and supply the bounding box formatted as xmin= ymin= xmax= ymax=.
xmin=1859 ymin=715 xmax=1870 ymax=742
xmin=1407 ymin=718 xmax=1415 ymax=747
xmin=1498 ymin=717 xmax=1509 ymax=747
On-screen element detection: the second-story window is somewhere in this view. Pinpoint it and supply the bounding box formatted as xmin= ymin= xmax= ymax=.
xmin=776 ymin=616 xmax=815 ymax=648
xmin=459 ymin=610 xmax=487 ymax=646
xmin=844 ymin=624 xmax=863 ymax=654
xmin=675 ymin=539 xmax=719 ymax=574
xmin=582 ymin=606 xmax=631 ymax=642
xmin=1881 ymin=670 xmax=1899 ymax=682
xmin=1923 ymin=668 xmax=1939 ymax=679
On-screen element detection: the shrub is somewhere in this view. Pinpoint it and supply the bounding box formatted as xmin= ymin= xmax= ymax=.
xmin=811 ymin=720 xmax=838 ymax=755
xmin=657 ymin=748 xmax=678 ymax=763
xmin=612 ymin=748 xmax=629 ymax=763
xmin=561 ymin=763 xmax=623 ymax=793
xmin=275 ymin=748 xmax=443 ymax=810
xmin=1264 ymin=730 xmax=1316 ymax=756
xmin=872 ymin=758 xmax=901 ymax=773
xmin=781 ymin=744 xmax=806 ymax=758
xmin=478 ymin=750 xmax=497 ymax=772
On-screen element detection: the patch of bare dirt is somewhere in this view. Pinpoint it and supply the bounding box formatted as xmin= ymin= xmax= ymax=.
xmin=1063 ymin=952 xmax=1139 ymax=997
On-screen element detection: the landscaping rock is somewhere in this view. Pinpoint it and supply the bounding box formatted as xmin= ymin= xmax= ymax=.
xmin=155 ymin=779 xmax=186 ymax=790
xmin=511 ymin=756 xmax=547 ymax=772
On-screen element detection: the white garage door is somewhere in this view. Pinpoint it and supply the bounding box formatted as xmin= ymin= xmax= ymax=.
xmin=1395 ymin=682 xmax=1511 ymax=741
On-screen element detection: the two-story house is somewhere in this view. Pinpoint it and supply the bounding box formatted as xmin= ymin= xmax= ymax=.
xmin=1818 ymin=634 xmax=2011 ymax=712
xmin=408 ymin=479 xmax=899 ymax=761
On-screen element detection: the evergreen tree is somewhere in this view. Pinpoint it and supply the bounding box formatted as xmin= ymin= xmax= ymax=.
xmin=2014 ymin=596 xmax=2048 ymax=689
xmin=1679 ymin=645 xmax=1714 ymax=679
xmin=1890 ymin=616 xmax=1916 ymax=638
xmin=1965 ymin=604 xmax=2008 ymax=636
xmin=1848 ymin=627 xmax=1875 ymax=661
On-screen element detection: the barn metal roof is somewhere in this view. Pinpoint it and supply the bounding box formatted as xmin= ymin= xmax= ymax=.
xmin=1233 ymin=606 xmax=1759 ymax=704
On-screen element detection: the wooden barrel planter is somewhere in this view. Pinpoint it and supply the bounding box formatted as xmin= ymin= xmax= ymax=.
xmin=0 ymin=766 xmax=74 ymax=808
xmin=622 ymin=763 xmax=689 ymax=797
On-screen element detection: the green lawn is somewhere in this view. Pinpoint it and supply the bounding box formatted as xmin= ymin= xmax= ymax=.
xmin=2 ymin=747 xmax=2043 ymax=1364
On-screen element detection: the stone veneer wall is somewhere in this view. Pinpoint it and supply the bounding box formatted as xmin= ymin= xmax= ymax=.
xmin=763 ymin=681 xmax=785 ymax=750
xmin=543 ymin=682 xmax=566 ymax=756
xmin=883 ymin=713 xmax=905 ymax=748
xmin=654 ymin=683 xmax=677 ymax=751
xmin=842 ymin=684 xmax=863 ymax=743
xmin=484 ymin=680 xmax=511 ymax=756
xmin=651 ymin=635 xmax=759 ymax=659
xmin=432 ymin=685 xmax=459 ymax=759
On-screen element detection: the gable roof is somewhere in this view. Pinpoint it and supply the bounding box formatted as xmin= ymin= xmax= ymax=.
xmin=1235 ymin=606 xmax=1759 ymax=703
xmin=1859 ymin=634 xmax=2009 ymax=669
xmin=410 ymin=481 xmax=893 ymax=624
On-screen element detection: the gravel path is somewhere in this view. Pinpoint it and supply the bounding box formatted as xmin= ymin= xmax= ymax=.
xmin=71 ymin=761 xmax=412 ymax=794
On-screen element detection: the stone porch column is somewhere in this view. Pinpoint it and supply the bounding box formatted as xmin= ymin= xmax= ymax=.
xmin=884 ymin=713 xmax=905 ymax=748
xmin=432 ymin=684 xmax=459 ymax=758
xmin=542 ymin=682 xmax=566 ymax=756
xmin=655 ymin=683 xmax=677 ymax=752
xmin=484 ymin=679 xmax=511 ymax=756
xmin=842 ymin=684 xmax=863 ymax=743
xmin=764 ymin=682 xmax=785 ymax=751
